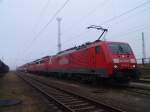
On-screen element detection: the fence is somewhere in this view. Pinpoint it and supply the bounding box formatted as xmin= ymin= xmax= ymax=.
xmin=136 ymin=58 xmax=150 ymax=64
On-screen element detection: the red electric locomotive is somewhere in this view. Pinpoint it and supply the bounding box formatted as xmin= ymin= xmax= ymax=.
xmin=18 ymin=26 xmax=140 ymax=83
xmin=44 ymin=40 xmax=139 ymax=82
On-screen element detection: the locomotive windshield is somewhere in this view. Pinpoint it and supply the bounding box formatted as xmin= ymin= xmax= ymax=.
xmin=108 ymin=43 xmax=132 ymax=54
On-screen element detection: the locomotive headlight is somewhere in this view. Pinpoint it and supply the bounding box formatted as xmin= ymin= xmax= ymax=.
xmin=113 ymin=65 xmax=118 ymax=69
xmin=133 ymin=65 xmax=136 ymax=68
xmin=113 ymin=58 xmax=119 ymax=63
xmin=130 ymin=59 xmax=136 ymax=63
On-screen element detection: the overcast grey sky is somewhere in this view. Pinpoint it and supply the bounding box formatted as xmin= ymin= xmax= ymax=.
xmin=0 ymin=0 xmax=150 ymax=69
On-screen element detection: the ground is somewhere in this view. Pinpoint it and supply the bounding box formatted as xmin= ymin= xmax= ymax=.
xmin=1 ymin=71 xmax=150 ymax=112
xmin=32 ymin=74 xmax=150 ymax=112
xmin=0 ymin=72 xmax=49 ymax=112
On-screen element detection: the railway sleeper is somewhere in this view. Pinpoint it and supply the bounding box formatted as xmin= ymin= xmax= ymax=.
xmin=69 ymin=103 xmax=90 ymax=109
xmin=56 ymin=96 xmax=75 ymax=100
xmin=73 ymin=105 xmax=96 ymax=111
xmin=60 ymin=99 xmax=80 ymax=102
xmin=62 ymin=100 xmax=84 ymax=104
xmin=65 ymin=101 xmax=87 ymax=106
xmin=54 ymin=94 xmax=71 ymax=98
xmin=77 ymin=108 xmax=104 ymax=112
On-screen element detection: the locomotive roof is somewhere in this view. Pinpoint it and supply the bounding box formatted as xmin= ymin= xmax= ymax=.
xmin=57 ymin=40 xmax=102 ymax=55
xmin=19 ymin=40 xmax=129 ymax=67
xmin=57 ymin=40 xmax=129 ymax=56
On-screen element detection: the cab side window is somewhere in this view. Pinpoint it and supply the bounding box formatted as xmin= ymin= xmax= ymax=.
xmin=95 ymin=46 xmax=101 ymax=54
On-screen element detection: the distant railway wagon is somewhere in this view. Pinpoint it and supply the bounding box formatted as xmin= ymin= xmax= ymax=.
xmin=0 ymin=60 xmax=9 ymax=75
xmin=17 ymin=26 xmax=140 ymax=83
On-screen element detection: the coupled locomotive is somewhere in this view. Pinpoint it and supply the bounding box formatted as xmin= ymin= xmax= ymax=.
xmin=18 ymin=26 xmax=140 ymax=83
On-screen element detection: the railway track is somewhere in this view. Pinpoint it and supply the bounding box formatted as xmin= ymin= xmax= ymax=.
xmin=124 ymin=83 xmax=150 ymax=96
xmin=126 ymin=87 xmax=150 ymax=96
xmin=136 ymin=79 xmax=150 ymax=84
xmin=17 ymin=73 xmax=123 ymax=112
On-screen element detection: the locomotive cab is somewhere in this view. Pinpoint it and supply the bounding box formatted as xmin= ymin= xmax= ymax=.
xmin=107 ymin=42 xmax=140 ymax=82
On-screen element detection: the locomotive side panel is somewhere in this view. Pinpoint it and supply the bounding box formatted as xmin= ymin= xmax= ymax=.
xmin=94 ymin=44 xmax=109 ymax=77
xmin=46 ymin=48 xmax=91 ymax=74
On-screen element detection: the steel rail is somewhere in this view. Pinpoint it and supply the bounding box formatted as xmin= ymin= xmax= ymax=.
xmin=17 ymin=73 xmax=124 ymax=112
xmin=122 ymin=83 xmax=150 ymax=96
xmin=17 ymin=74 xmax=73 ymax=112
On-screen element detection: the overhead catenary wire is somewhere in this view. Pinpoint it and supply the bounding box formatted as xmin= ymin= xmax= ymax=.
xmin=23 ymin=0 xmax=70 ymax=56
xmin=112 ymin=24 xmax=150 ymax=39
xmin=37 ymin=25 xmax=150 ymax=64
xmin=26 ymin=0 xmax=150 ymax=52
xmin=101 ymin=0 xmax=150 ymax=25
xmin=37 ymin=6 xmax=150 ymax=60
xmin=32 ymin=0 xmax=51 ymax=33
xmin=62 ymin=23 xmax=150 ymax=48
xmin=21 ymin=0 xmax=150 ymax=65
xmin=62 ymin=0 xmax=150 ymax=45
xmin=15 ymin=0 xmax=51 ymax=67
xmin=60 ymin=0 xmax=111 ymax=45
xmin=62 ymin=0 xmax=111 ymax=35
xmin=29 ymin=0 xmax=147 ymax=47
